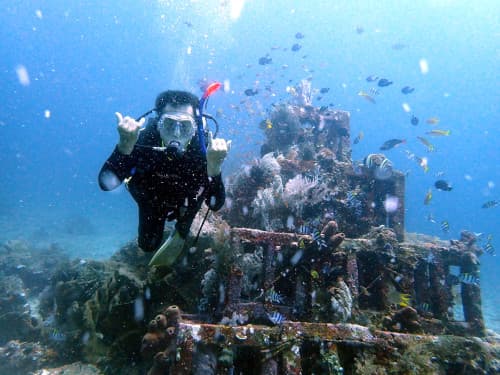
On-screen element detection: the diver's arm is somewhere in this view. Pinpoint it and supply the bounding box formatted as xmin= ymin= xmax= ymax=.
xmin=205 ymin=174 xmax=226 ymax=211
xmin=98 ymin=147 xmax=135 ymax=191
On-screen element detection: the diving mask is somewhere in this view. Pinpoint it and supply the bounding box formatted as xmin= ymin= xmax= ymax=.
xmin=157 ymin=112 xmax=196 ymax=154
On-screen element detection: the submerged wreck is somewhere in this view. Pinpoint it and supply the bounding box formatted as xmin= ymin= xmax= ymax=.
xmin=0 ymin=84 xmax=498 ymax=374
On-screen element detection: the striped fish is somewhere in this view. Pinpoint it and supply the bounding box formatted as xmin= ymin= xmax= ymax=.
xmin=440 ymin=220 xmax=450 ymax=232
xmin=267 ymin=311 xmax=286 ymax=325
xmin=458 ymin=273 xmax=480 ymax=286
xmin=483 ymin=242 xmax=495 ymax=255
xmin=265 ymin=289 xmax=283 ymax=304
xmin=311 ymin=229 xmax=327 ymax=249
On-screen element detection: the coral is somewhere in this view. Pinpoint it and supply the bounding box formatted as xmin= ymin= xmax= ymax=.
xmin=329 ymin=277 xmax=353 ymax=322
xmin=282 ymin=174 xmax=319 ymax=217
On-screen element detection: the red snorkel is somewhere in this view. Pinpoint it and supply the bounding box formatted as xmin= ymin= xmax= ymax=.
xmin=197 ymin=82 xmax=221 ymax=155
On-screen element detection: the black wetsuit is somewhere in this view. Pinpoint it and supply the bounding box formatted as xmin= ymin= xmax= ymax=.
xmin=98 ymin=118 xmax=225 ymax=252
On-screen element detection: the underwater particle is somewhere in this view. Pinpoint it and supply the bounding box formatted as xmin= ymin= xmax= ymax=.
xmin=134 ymin=297 xmax=144 ymax=322
xmin=383 ymin=195 xmax=399 ymax=213
xmin=81 ymin=331 xmax=90 ymax=345
xmin=44 ymin=109 xmax=51 ymax=118
xmin=35 ymin=9 xmax=43 ymax=19
xmin=295 ymin=32 xmax=305 ymax=39
xmin=419 ymin=58 xmax=429 ymax=74
xmin=402 ymin=102 xmax=411 ymax=112
xmin=15 ymin=65 xmax=30 ymax=86
xmin=144 ymin=287 xmax=151 ymax=300
xmin=223 ymin=79 xmax=231 ymax=93
xmin=186 ymin=45 xmax=192 ymax=55
xmin=487 ymin=180 xmax=495 ymax=189
xmin=286 ymin=215 xmax=295 ymax=230
xmin=242 ymin=205 xmax=249 ymax=215
xmin=290 ymin=249 xmax=303 ymax=265
xmin=291 ymin=43 xmax=302 ymax=52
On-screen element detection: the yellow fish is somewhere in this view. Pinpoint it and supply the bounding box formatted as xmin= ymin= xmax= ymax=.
xmin=358 ymin=90 xmax=376 ymax=104
xmin=426 ymin=117 xmax=440 ymax=125
xmin=426 ymin=129 xmax=451 ymax=136
xmin=399 ymin=293 xmax=412 ymax=307
xmin=265 ymin=119 xmax=273 ymax=129
xmin=416 ymin=136 xmax=435 ymax=152
xmin=424 ymin=188 xmax=432 ymax=205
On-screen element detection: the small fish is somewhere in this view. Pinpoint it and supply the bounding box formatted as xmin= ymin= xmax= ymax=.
xmin=49 ymin=329 xmax=67 ymax=342
xmin=264 ymin=119 xmax=273 ymax=129
xmin=358 ymin=90 xmax=376 ymax=104
xmin=483 ymin=242 xmax=495 ymax=255
xmin=424 ymin=189 xmax=432 ymax=205
xmin=310 ymin=270 xmax=320 ymax=279
xmin=426 ymin=117 xmax=440 ymax=125
xmin=298 ymin=224 xmax=311 ymax=234
xmin=427 ymin=213 xmax=436 ymax=223
xmin=426 ymin=129 xmax=451 ymax=136
xmin=311 ymin=229 xmax=327 ymax=249
xmin=319 ymin=87 xmax=330 ymax=94
xmin=353 ymin=131 xmax=364 ymax=144
xmin=417 ymin=302 xmax=431 ymax=312
xmin=417 ymin=136 xmax=435 ymax=152
xmin=258 ymin=55 xmax=272 ymax=65
xmin=391 ymin=42 xmax=407 ymax=50
xmin=458 ymin=273 xmax=480 ymax=286
xmin=298 ymin=238 xmax=306 ymax=249
xmin=244 ymin=88 xmax=258 ymax=96
xmin=399 ymin=293 xmax=411 ymax=307
xmin=401 ymin=86 xmax=415 ymax=94
xmin=435 ymin=180 xmax=452 ymax=191
xmin=291 ymin=43 xmax=302 ymax=52
xmin=380 ymin=138 xmax=406 ymax=150
xmin=481 ymin=200 xmax=499 ymax=209
xmin=265 ymin=289 xmax=283 ymax=304
xmin=440 ymin=220 xmax=450 ymax=232
xmin=377 ymin=78 xmax=393 ymax=87
xmin=267 ymin=311 xmax=285 ymax=325
xmin=295 ymin=32 xmax=305 ymax=39
xmin=366 ymin=75 xmax=379 ymax=82
xmin=411 ymin=115 xmax=419 ymax=126
xmin=368 ymin=87 xmax=380 ymax=96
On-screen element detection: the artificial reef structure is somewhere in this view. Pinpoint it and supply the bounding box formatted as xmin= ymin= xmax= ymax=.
xmin=0 ymin=80 xmax=498 ymax=374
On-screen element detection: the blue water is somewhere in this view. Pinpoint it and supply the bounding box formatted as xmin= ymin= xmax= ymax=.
xmin=0 ymin=1 xmax=498 ymax=330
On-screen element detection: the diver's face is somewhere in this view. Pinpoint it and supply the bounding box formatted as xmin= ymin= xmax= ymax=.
xmin=158 ymin=104 xmax=196 ymax=150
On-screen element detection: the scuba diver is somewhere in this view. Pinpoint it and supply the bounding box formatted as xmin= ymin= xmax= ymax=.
xmin=98 ymin=88 xmax=231 ymax=266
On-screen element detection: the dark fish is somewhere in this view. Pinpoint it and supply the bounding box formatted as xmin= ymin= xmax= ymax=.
xmin=435 ymin=180 xmax=452 ymax=191
xmin=401 ymin=86 xmax=415 ymax=94
xmin=295 ymin=32 xmax=304 ymax=39
xmin=440 ymin=220 xmax=450 ymax=232
xmin=291 ymin=43 xmax=302 ymax=52
xmin=353 ymin=131 xmax=364 ymax=145
xmin=458 ymin=273 xmax=479 ymax=285
xmin=244 ymin=88 xmax=258 ymax=96
xmin=380 ymin=138 xmax=406 ymax=150
xmin=366 ymin=75 xmax=379 ymax=82
xmin=411 ymin=115 xmax=419 ymax=126
xmin=378 ymin=78 xmax=393 ymax=87
xmin=482 ymin=200 xmax=499 ymax=209
xmin=258 ymin=55 xmax=272 ymax=65
xmin=356 ymin=26 xmax=364 ymax=34
xmin=320 ymin=87 xmax=330 ymax=94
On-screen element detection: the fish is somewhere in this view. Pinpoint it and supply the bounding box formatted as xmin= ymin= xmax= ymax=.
xmin=391 ymin=43 xmax=407 ymax=50
xmin=458 ymin=273 xmax=480 ymax=286
xmin=424 ymin=189 xmax=432 ymax=205
xmin=434 ymin=180 xmax=453 ymax=191
xmin=291 ymin=43 xmax=302 ymax=52
xmin=244 ymin=88 xmax=258 ymax=96
xmin=310 ymin=270 xmax=320 ymax=279
xmin=267 ymin=311 xmax=285 ymax=325
xmin=258 ymin=55 xmax=272 ymax=65
xmin=482 ymin=200 xmax=498 ymax=209
xmin=411 ymin=115 xmax=419 ymax=126
xmin=417 ymin=136 xmax=435 ymax=152
xmin=358 ymin=90 xmax=376 ymax=104
xmin=319 ymin=87 xmax=330 ymax=94
xmin=265 ymin=289 xmax=283 ymax=304
xmin=368 ymin=87 xmax=380 ymax=96
xmin=378 ymin=78 xmax=393 ymax=87
xmin=401 ymin=86 xmax=415 ymax=94
xmin=311 ymin=229 xmax=327 ymax=249
xmin=440 ymin=220 xmax=450 ymax=232
xmin=426 ymin=129 xmax=451 ymax=136
xmin=483 ymin=242 xmax=495 ymax=255
xmin=398 ymin=293 xmax=412 ymax=308
xmin=366 ymin=75 xmax=379 ymax=82
xmin=353 ymin=131 xmax=364 ymax=144
xmin=356 ymin=26 xmax=364 ymax=34
xmin=417 ymin=302 xmax=431 ymax=312
xmin=48 ymin=329 xmax=67 ymax=342
xmin=380 ymin=138 xmax=406 ymax=150
xmin=295 ymin=32 xmax=305 ymax=39
xmin=426 ymin=117 xmax=440 ymax=125
xmin=298 ymin=224 xmax=311 ymax=234
xmin=426 ymin=213 xmax=436 ymax=223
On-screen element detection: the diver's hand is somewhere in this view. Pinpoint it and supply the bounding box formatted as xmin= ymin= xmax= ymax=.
xmin=206 ymin=131 xmax=231 ymax=176
xmin=116 ymin=112 xmax=146 ymax=155
xmin=148 ymin=231 xmax=186 ymax=267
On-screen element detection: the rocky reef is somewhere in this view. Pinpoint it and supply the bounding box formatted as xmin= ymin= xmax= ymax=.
xmin=0 ymin=91 xmax=498 ymax=374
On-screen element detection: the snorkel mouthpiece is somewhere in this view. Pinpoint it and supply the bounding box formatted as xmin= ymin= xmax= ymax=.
xmin=197 ymin=82 xmax=221 ymax=155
